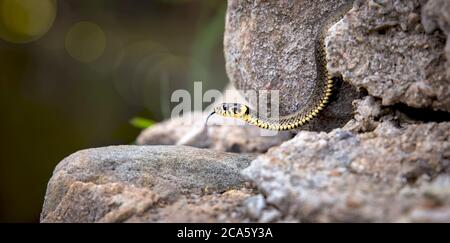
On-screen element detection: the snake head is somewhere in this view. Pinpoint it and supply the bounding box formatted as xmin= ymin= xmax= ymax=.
xmin=206 ymin=103 xmax=249 ymax=125
xmin=214 ymin=103 xmax=249 ymax=118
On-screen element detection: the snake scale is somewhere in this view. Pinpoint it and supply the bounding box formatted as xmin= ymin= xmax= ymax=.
xmin=209 ymin=1 xmax=354 ymax=131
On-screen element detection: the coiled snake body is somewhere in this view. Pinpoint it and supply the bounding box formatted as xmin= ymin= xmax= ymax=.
xmin=209 ymin=2 xmax=353 ymax=131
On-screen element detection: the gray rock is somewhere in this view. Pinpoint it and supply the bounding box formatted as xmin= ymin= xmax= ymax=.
xmin=242 ymin=122 xmax=450 ymax=222
xmin=327 ymin=0 xmax=450 ymax=112
xmin=41 ymin=145 xmax=254 ymax=223
xmin=421 ymin=0 xmax=450 ymax=34
xmin=343 ymin=96 xmax=386 ymax=132
xmin=224 ymin=0 xmax=361 ymax=131
xmin=422 ymin=0 xmax=450 ymax=82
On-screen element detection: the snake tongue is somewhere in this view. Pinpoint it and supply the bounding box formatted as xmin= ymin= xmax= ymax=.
xmin=205 ymin=111 xmax=216 ymax=125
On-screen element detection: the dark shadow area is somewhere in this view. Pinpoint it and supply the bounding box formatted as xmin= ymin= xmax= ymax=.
xmin=393 ymin=103 xmax=450 ymax=123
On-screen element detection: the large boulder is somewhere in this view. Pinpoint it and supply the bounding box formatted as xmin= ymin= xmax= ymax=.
xmin=41 ymin=145 xmax=254 ymax=223
xmin=242 ymin=121 xmax=450 ymax=222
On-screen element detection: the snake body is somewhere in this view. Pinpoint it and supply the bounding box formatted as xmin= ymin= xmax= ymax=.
xmin=212 ymin=2 xmax=354 ymax=131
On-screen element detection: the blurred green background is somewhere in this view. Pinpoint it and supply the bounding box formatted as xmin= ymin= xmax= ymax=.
xmin=0 ymin=0 xmax=228 ymax=222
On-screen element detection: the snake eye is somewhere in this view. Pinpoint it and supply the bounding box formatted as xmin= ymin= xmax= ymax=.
xmin=222 ymin=104 xmax=227 ymax=111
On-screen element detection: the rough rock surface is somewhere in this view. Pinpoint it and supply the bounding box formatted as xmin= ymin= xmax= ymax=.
xmin=242 ymin=121 xmax=450 ymax=222
xmin=139 ymin=188 xmax=254 ymax=223
xmin=422 ymin=0 xmax=450 ymax=81
xmin=41 ymin=145 xmax=254 ymax=223
xmin=137 ymin=86 xmax=292 ymax=153
xmin=224 ymin=0 xmax=361 ymax=131
xmin=327 ymin=0 xmax=450 ymax=112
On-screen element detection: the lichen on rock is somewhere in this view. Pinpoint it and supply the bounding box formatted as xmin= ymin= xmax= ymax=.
xmin=41 ymin=145 xmax=255 ymax=223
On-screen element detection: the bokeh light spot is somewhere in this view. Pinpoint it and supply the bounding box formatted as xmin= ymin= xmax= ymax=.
xmin=0 ymin=0 xmax=56 ymax=43
xmin=65 ymin=21 xmax=107 ymax=63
